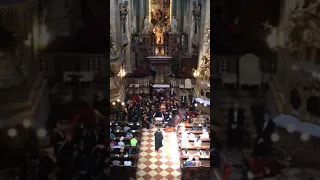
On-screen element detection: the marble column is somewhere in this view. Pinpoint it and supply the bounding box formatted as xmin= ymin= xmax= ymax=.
xmin=197 ymin=0 xmax=210 ymax=69
xmin=132 ymin=0 xmax=138 ymax=33
xmin=138 ymin=0 xmax=146 ymax=33
xmin=125 ymin=0 xmax=132 ymax=72
xmin=176 ymin=0 xmax=182 ymax=32
xmin=110 ymin=0 xmax=122 ymax=52
xmin=187 ymin=0 xmax=194 ymax=55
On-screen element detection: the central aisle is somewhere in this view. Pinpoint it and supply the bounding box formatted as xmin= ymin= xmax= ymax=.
xmin=136 ymin=127 xmax=181 ymax=180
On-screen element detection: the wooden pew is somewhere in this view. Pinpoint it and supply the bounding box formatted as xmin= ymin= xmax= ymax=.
xmin=177 ymin=120 xmax=211 ymax=179
xmin=180 ymin=166 xmax=210 ymax=180
xmin=110 ymin=122 xmax=143 ymax=179
xmin=112 ymin=130 xmax=142 ymax=137
xmin=181 ymin=123 xmax=211 ymax=128
xmin=181 ymin=138 xmax=210 ymax=142
xmin=178 ymin=130 xmax=210 ymax=134
xmin=180 ymin=146 xmax=210 ymax=150
xmin=110 ymin=122 xmax=142 ymax=127
xmin=110 ymin=154 xmax=138 ymax=166
xmin=110 ymin=165 xmax=136 ymax=180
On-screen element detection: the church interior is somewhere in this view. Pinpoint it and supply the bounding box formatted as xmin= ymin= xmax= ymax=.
xmin=110 ymin=0 xmax=210 ymax=179
xmin=0 ymin=0 xmax=320 ymax=180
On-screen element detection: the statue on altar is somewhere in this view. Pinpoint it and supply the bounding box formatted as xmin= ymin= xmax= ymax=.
xmin=110 ymin=28 xmax=119 ymax=58
xmin=131 ymin=20 xmax=136 ymax=34
xmin=170 ymin=16 xmax=178 ymax=33
xmin=143 ymin=16 xmax=152 ymax=33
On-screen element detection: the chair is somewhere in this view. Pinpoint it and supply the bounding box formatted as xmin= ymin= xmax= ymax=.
xmin=239 ymin=53 xmax=262 ymax=88
xmin=184 ymin=78 xmax=193 ymax=89
xmin=179 ymin=78 xmax=193 ymax=89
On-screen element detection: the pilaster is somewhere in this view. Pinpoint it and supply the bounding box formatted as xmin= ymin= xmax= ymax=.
xmin=187 ymin=0 xmax=194 ymax=55
xmin=197 ymin=0 xmax=210 ymax=69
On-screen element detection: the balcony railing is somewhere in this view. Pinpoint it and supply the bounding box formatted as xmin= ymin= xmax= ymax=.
xmin=124 ymin=77 xmax=196 ymax=88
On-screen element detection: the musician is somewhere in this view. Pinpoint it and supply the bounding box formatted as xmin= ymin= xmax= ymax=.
xmin=149 ymin=83 xmax=153 ymax=98
xmin=181 ymin=94 xmax=187 ymax=108
xmin=159 ymin=89 xmax=164 ymax=98
xmin=252 ymin=110 xmax=275 ymax=157
xmin=227 ymin=101 xmax=245 ymax=149
xmin=145 ymin=112 xmax=152 ymax=129
xmin=167 ymin=103 xmax=172 ymax=112
xmin=153 ymin=109 xmax=164 ymax=119
xmin=169 ymin=88 xmax=176 ymax=102
xmin=164 ymin=114 xmax=174 ymax=128
xmin=146 ymin=100 xmax=151 ymax=108
xmin=139 ymin=90 xmax=144 ymax=98
xmin=189 ymin=97 xmax=196 ymax=111
xmin=172 ymin=104 xmax=178 ymax=116
xmin=164 ymin=110 xmax=170 ymax=120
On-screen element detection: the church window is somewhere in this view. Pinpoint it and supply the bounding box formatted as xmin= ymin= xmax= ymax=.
xmin=89 ymin=58 xmax=101 ymax=73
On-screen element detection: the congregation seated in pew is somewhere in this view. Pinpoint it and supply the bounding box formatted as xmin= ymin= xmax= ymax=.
xmin=109 ymin=120 xmax=142 ymax=180
xmin=177 ymin=120 xmax=211 ymax=173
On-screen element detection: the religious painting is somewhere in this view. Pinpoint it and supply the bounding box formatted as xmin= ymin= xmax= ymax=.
xmin=150 ymin=0 xmax=171 ymax=27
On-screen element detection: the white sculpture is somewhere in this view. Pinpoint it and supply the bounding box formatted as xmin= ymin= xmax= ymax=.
xmin=143 ymin=16 xmax=150 ymax=33
xmin=170 ymin=16 xmax=178 ymax=33
xmin=0 ymin=49 xmax=25 ymax=90
xmin=131 ymin=21 xmax=136 ymax=34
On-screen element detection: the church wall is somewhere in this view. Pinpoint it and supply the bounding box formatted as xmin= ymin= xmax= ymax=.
xmin=197 ymin=0 xmax=209 ymax=69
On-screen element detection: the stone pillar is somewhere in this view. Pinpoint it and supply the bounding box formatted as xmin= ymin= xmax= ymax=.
xmin=132 ymin=0 xmax=138 ymax=33
xmin=176 ymin=0 xmax=182 ymax=32
xmin=110 ymin=0 xmax=122 ymax=52
xmin=125 ymin=1 xmax=132 ymax=72
xmin=187 ymin=0 xmax=194 ymax=55
xmin=182 ymin=0 xmax=188 ymax=33
xmin=138 ymin=0 xmax=146 ymax=32
xmin=197 ymin=0 xmax=210 ymax=69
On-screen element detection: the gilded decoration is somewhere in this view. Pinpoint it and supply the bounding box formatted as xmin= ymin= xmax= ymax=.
xmin=150 ymin=0 xmax=171 ymax=27
xmin=110 ymin=26 xmax=119 ymax=60
xmin=119 ymin=3 xmax=128 ymax=23
xmin=198 ymin=21 xmax=210 ymax=81
xmin=264 ymin=0 xmax=320 ymax=53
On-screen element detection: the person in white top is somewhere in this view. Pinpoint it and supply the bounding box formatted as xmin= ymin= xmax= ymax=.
xmin=117 ymin=136 xmax=125 ymax=146
xmin=124 ymin=161 xmax=132 ymax=166
xmin=181 ymin=136 xmax=189 ymax=149
xmin=194 ymin=135 xmax=202 ymax=146
xmin=200 ymin=129 xmax=209 ymax=139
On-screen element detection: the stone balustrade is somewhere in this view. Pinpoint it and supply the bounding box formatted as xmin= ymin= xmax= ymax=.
xmin=124 ymin=77 xmax=196 ymax=88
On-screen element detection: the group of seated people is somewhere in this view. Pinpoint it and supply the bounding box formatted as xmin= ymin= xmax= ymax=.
xmin=32 ymin=113 xmax=109 ymax=180
xmin=11 ymin=90 xmax=112 ymax=180
xmin=178 ymin=118 xmax=211 ymax=168
xmin=109 ymin=100 xmax=144 ymax=180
